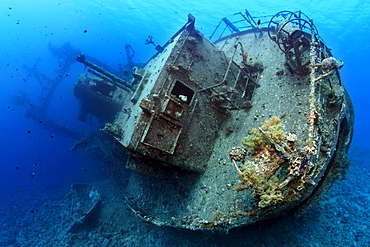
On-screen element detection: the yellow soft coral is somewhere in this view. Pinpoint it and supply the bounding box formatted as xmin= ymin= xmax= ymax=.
xmin=258 ymin=176 xmax=284 ymax=208
xmin=242 ymin=116 xmax=286 ymax=153
xmin=235 ymin=117 xmax=289 ymax=208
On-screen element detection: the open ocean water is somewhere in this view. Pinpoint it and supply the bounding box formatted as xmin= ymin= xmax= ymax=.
xmin=0 ymin=0 xmax=369 ymax=246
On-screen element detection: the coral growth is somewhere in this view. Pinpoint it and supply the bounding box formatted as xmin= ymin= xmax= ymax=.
xmin=241 ymin=116 xmax=286 ymax=154
xmin=229 ymin=147 xmax=246 ymax=162
xmin=235 ymin=145 xmax=285 ymax=208
xmin=230 ymin=116 xmax=316 ymax=208
xmin=320 ymin=57 xmax=344 ymax=73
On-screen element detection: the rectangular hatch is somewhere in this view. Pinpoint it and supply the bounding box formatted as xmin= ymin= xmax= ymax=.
xmin=140 ymin=115 xmax=182 ymax=154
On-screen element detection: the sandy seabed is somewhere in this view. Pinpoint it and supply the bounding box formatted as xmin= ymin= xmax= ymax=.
xmin=1 ymin=147 xmax=369 ymax=247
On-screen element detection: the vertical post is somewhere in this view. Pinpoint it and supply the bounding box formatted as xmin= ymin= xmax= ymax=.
xmin=306 ymin=19 xmax=318 ymax=156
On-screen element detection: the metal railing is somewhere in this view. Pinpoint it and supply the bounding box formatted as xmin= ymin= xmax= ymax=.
xmin=209 ymin=10 xmax=274 ymax=41
xmin=209 ymin=10 xmax=319 ymax=43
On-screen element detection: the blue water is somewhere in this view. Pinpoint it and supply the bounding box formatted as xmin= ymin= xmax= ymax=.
xmin=0 ymin=0 xmax=369 ymax=246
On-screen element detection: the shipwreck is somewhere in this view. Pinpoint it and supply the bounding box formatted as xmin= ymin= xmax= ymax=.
xmin=72 ymin=10 xmax=354 ymax=231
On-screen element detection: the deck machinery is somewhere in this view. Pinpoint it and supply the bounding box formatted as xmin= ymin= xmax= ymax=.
xmin=74 ymin=11 xmax=354 ymax=231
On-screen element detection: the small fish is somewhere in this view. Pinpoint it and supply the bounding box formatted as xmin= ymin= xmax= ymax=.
xmin=50 ymin=135 xmax=55 ymax=138
xmin=30 ymin=173 xmax=35 ymax=178
xmin=33 ymin=163 xmax=37 ymax=166
xmin=26 ymin=130 xmax=31 ymax=134
xmin=299 ymin=159 xmax=309 ymax=169
xmin=243 ymin=53 xmax=249 ymax=61
xmin=84 ymin=30 xmax=88 ymax=33
xmin=222 ymin=85 xmax=238 ymax=93
xmin=257 ymin=19 xmax=261 ymax=26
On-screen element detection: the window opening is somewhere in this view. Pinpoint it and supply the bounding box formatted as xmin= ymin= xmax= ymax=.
xmin=171 ymin=81 xmax=194 ymax=104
